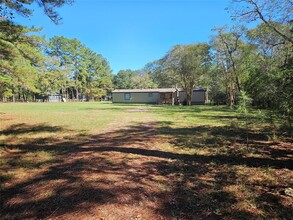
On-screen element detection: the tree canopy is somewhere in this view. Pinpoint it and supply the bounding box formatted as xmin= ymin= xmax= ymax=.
xmin=162 ymin=43 xmax=211 ymax=105
xmin=0 ymin=20 xmax=44 ymax=101
xmin=0 ymin=0 xmax=74 ymax=23
xmin=0 ymin=22 xmax=112 ymax=102
xmin=113 ymin=69 xmax=157 ymax=90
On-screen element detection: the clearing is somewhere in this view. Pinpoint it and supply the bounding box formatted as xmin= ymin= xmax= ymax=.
xmin=0 ymin=103 xmax=292 ymax=219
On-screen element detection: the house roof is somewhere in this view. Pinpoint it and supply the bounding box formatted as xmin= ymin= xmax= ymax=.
xmin=112 ymin=88 xmax=177 ymax=93
xmin=112 ymin=88 xmax=207 ymax=93
xmin=176 ymin=88 xmax=207 ymax=92
xmin=193 ymin=88 xmax=207 ymax=91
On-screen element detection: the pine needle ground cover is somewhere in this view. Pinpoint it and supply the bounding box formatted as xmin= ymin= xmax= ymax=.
xmin=0 ymin=103 xmax=292 ymax=219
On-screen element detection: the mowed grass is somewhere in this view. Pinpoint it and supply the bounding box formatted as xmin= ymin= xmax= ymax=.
xmin=0 ymin=102 xmax=148 ymax=151
xmin=0 ymin=102 xmax=146 ymax=190
xmin=0 ymin=102 xmax=292 ymax=219
xmin=0 ymin=102 xmax=139 ymax=132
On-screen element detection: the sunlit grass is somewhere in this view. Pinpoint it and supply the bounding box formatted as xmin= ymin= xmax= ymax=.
xmin=0 ymin=102 xmax=133 ymax=132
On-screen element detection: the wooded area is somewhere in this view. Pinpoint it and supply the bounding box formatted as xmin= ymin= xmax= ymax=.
xmin=0 ymin=0 xmax=292 ymax=125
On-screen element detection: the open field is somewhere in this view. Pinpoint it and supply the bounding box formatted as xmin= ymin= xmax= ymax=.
xmin=0 ymin=102 xmax=292 ymax=219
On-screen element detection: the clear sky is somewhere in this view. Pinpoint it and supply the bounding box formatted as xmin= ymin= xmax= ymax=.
xmin=15 ymin=0 xmax=233 ymax=74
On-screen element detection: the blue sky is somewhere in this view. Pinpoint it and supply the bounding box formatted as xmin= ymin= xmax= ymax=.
xmin=15 ymin=0 xmax=233 ymax=74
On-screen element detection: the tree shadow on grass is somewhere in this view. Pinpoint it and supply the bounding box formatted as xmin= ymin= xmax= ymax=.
xmin=0 ymin=122 xmax=168 ymax=219
xmin=0 ymin=123 xmax=65 ymax=136
xmin=158 ymin=124 xmax=293 ymax=161
xmin=0 ymin=122 xmax=292 ymax=219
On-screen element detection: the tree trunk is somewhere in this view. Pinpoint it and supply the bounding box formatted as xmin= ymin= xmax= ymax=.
xmin=76 ymin=87 xmax=79 ymax=101
xmin=186 ymin=88 xmax=192 ymax=106
xmin=226 ymin=69 xmax=236 ymax=107
xmin=71 ymin=88 xmax=74 ymax=101
xmin=75 ymin=78 xmax=79 ymax=101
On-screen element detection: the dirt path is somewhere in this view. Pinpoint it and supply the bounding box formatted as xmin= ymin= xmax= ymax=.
xmin=1 ymin=107 xmax=175 ymax=219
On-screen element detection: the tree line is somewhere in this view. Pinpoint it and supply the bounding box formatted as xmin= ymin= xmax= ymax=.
xmin=0 ymin=20 xmax=113 ymax=102
xmin=0 ymin=0 xmax=292 ymax=124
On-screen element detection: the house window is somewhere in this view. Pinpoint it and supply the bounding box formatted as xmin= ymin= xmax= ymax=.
xmin=124 ymin=93 xmax=131 ymax=100
xmin=148 ymin=93 xmax=153 ymax=97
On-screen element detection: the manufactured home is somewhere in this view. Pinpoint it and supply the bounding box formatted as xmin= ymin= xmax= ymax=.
xmin=112 ymin=88 xmax=206 ymax=105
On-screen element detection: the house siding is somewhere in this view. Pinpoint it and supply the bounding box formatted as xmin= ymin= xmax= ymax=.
xmin=192 ymin=90 xmax=206 ymax=104
xmin=179 ymin=91 xmax=186 ymax=103
xmin=178 ymin=90 xmax=206 ymax=104
xmin=112 ymin=92 xmax=160 ymax=104
xmin=112 ymin=88 xmax=206 ymax=105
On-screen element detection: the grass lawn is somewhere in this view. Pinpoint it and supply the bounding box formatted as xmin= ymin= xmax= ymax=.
xmin=0 ymin=102 xmax=292 ymax=219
